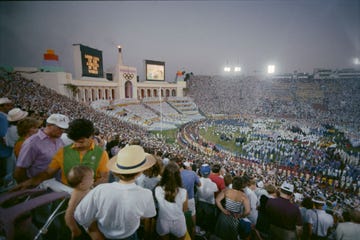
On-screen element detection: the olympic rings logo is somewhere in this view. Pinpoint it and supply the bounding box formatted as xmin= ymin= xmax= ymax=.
xmin=123 ymin=73 xmax=134 ymax=81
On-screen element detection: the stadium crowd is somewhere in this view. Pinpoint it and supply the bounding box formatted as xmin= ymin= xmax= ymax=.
xmin=0 ymin=70 xmax=359 ymax=240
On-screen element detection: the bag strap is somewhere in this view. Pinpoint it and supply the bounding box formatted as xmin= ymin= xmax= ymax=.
xmin=313 ymin=209 xmax=319 ymax=236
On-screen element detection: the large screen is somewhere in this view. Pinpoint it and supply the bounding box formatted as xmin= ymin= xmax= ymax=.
xmin=80 ymin=45 xmax=104 ymax=78
xmin=146 ymin=60 xmax=165 ymax=81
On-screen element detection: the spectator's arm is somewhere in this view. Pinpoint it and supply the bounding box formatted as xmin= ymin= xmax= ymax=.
xmin=242 ymin=194 xmax=251 ymax=217
xmin=11 ymin=167 xmax=57 ymax=191
xmin=13 ymin=166 xmax=28 ymax=183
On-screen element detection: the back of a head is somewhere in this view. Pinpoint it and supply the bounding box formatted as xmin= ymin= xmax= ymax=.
xmin=17 ymin=117 xmax=43 ymax=137
xmin=224 ymin=173 xmax=233 ymax=187
xmin=67 ymin=119 xmax=94 ymax=141
xmin=301 ymin=196 xmax=313 ymax=209
xmin=212 ymin=164 xmax=221 ymax=173
xmin=129 ymin=138 xmax=142 ymax=146
xmin=312 ymin=195 xmax=326 ymax=208
xmin=67 ymin=165 xmax=93 ymax=188
xmin=159 ymin=162 xmax=182 ymax=202
xmin=350 ymin=208 xmax=360 ymax=223
xmin=280 ymin=181 xmax=294 ymax=196
xmin=264 ymin=184 xmax=277 ymax=195
xmin=200 ymin=163 xmax=211 ymax=177
xmin=232 ymin=176 xmax=246 ymax=191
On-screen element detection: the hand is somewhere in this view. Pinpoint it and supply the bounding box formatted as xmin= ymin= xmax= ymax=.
xmin=232 ymin=212 xmax=242 ymax=219
xmin=222 ymin=209 xmax=231 ymax=215
xmin=10 ymin=179 xmax=34 ymax=192
xmin=71 ymin=227 xmax=82 ymax=239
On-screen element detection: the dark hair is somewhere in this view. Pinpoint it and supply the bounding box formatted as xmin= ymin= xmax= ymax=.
xmin=113 ymin=172 xmax=139 ymax=181
xmin=67 ymin=165 xmax=93 ymax=188
xmin=67 ymin=119 xmax=94 ymax=141
xmin=158 ymin=162 xmax=182 ymax=202
xmin=212 ymin=164 xmax=221 ymax=173
xmin=143 ymin=155 xmax=163 ymax=178
xmin=224 ymin=173 xmax=233 ymax=187
xmin=301 ymin=197 xmax=313 ymax=209
xmin=232 ymin=176 xmax=246 ymax=190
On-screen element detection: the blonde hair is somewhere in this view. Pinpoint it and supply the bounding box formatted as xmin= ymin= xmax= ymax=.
xmin=67 ymin=165 xmax=93 ymax=188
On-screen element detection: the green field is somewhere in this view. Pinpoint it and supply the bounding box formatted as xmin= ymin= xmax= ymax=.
xmin=199 ymin=126 xmax=243 ymax=154
xmin=150 ymin=128 xmax=179 ymax=144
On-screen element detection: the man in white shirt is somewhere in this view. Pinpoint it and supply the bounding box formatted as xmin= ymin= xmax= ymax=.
xmin=196 ymin=163 xmax=218 ymax=234
xmin=307 ymin=195 xmax=334 ymax=239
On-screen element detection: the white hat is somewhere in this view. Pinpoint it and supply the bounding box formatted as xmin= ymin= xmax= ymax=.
xmin=0 ymin=97 xmax=12 ymax=105
xmin=107 ymin=145 xmax=156 ymax=174
xmin=257 ymin=180 xmax=264 ymax=188
xmin=280 ymin=181 xmax=294 ymax=194
xmin=46 ymin=114 xmax=69 ymax=129
xmin=183 ymin=161 xmax=191 ymax=168
xmin=7 ymin=108 xmax=28 ymax=122
xmin=312 ymin=195 xmax=326 ymax=205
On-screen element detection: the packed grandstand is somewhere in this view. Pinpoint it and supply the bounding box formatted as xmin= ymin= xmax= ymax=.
xmin=1 ymin=68 xmax=360 ymax=239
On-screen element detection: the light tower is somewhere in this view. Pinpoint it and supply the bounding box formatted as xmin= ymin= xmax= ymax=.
xmin=117 ymin=45 xmax=123 ymax=66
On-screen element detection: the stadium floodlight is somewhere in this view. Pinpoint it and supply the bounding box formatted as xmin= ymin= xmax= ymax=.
xmin=224 ymin=67 xmax=231 ymax=72
xmin=354 ymin=57 xmax=360 ymax=65
xmin=234 ymin=66 xmax=242 ymax=72
xmin=267 ymin=65 xmax=275 ymax=74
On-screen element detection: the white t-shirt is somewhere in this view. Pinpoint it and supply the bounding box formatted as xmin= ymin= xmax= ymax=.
xmin=75 ymin=182 xmax=156 ymax=239
xmin=155 ymin=186 xmax=187 ymax=221
xmin=197 ymin=177 xmax=218 ymax=204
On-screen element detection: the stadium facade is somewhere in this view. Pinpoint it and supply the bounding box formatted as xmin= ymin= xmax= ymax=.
xmin=12 ymin=44 xmax=186 ymax=103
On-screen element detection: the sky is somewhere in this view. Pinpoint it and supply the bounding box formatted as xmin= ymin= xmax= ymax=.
xmin=0 ymin=0 xmax=359 ymax=81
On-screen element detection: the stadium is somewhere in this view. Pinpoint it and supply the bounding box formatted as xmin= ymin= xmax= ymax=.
xmin=1 ymin=43 xmax=360 ymax=239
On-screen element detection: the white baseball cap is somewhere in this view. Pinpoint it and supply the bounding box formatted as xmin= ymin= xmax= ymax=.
xmin=46 ymin=114 xmax=69 ymax=129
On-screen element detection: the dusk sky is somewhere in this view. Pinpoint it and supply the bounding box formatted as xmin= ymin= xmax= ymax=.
xmin=0 ymin=0 xmax=359 ymax=81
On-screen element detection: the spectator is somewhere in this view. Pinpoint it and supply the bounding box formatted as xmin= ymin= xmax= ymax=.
xmin=14 ymin=113 xmax=69 ymax=183
xmin=335 ymin=208 xmax=360 ymax=240
xmin=256 ymin=184 xmax=278 ymax=239
xmin=155 ymin=161 xmax=189 ymax=240
xmin=14 ymin=118 xmax=108 ymax=189
xmin=5 ymin=108 xmax=28 ymax=148
xmin=196 ymin=163 xmax=218 ymax=235
xmin=180 ymin=160 xmax=201 ymax=239
xmin=243 ymin=176 xmax=259 ymax=225
xmin=209 ymin=163 xmax=226 ymax=196
xmin=13 ymin=117 xmax=43 ymax=158
xmin=214 ymin=176 xmax=250 ymax=239
xmin=307 ymin=195 xmax=334 ymax=239
xmin=300 ymin=196 xmax=315 ymax=240
xmin=65 ymin=165 xmax=104 ymax=240
xmin=265 ymin=181 xmax=302 ymax=240
xmin=0 ymin=97 xmax=14 ymax=191
xmin=75 ymin=145 xmax=156 ymax=239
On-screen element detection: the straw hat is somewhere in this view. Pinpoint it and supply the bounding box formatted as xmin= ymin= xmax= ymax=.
xmin=7 ymin=108 xmax=28 ymax=122
xmin=107 ymin=145 xmax=156 ymax=174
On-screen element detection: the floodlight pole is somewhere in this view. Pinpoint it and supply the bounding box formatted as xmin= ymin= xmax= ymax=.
xmin=159 ymin=87 xmax=163 ymax=139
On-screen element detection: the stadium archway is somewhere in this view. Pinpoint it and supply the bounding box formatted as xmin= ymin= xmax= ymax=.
xmin=125 ymin=81 xmax=133 ymax=98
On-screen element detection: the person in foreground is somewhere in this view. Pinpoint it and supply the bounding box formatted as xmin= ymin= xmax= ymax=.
xmin=65 ymin=165 xmax=104 ymax=240
xmin=13 ymin=118 xmax=109 ymax=190
xmin=74 ymin=145 xmax=157 ymax=240
xmin=265 ymin=181 xmax=302 ymax=240
xmin=155 ymin=161 xmax=189 ymax=240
